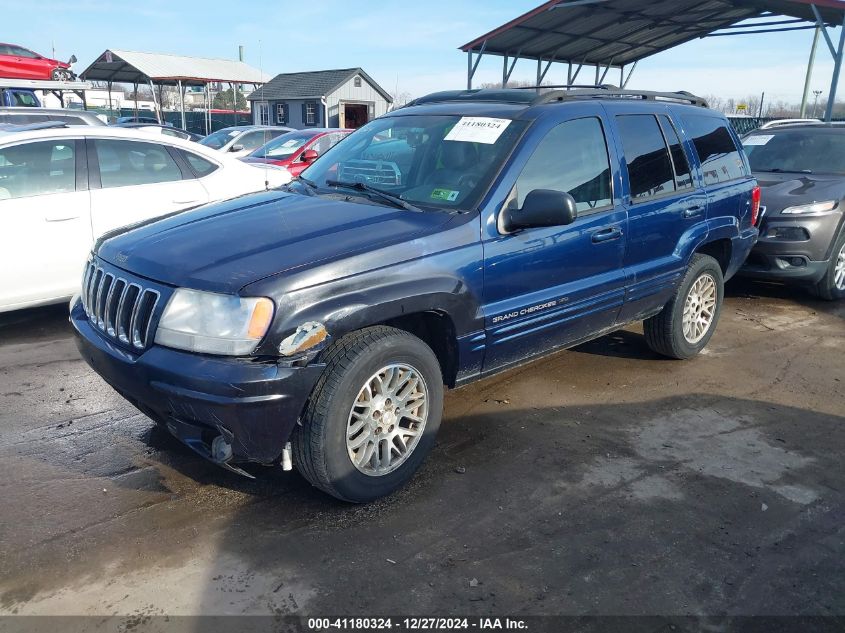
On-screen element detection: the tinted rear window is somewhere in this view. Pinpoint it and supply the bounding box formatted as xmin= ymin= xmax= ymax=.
xmin=743 ymin=130 xmax=845 ymax=175
xmin=658 ymin=115 xmax=693 ymax=189
xmin=616 ymin=114 xmax=676 ymax=200
xmin=684 ymin=115 xmax=746 ymax=185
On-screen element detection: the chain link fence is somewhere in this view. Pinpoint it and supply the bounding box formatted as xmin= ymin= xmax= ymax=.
xmin=89 ymin=108 xmax=252 ymax=135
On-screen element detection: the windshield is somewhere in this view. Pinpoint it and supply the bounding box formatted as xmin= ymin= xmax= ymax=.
xmin=300 ymin=114 xmax=527 ymax=211
xmin=743 ymin=130 xmax=845 ymax=174
xmin=199 ymin=128 xmax=240 ymax=150
xmin=250 ymin=131 xmax=314 ymax=159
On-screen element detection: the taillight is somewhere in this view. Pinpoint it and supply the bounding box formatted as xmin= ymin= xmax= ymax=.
xmin=750 ymin=185 xmax=761 ymax=226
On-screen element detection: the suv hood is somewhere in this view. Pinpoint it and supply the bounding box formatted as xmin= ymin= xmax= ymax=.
xmin=754 ymin=171 xmax=845 ymax=214
xmin=97 ymin=191 xmax=453 ymax=294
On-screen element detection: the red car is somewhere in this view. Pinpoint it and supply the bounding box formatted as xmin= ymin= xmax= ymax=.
xmin=241 ymin=128 xmax=352 ymax=177
xmin=0 ymin=43 xmax=76 ymax=81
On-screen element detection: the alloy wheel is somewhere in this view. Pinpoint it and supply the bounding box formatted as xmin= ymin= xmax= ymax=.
xmin=835 ymin=242 xmax=845 ymax=291
xmin=346 ymin=363 xmax=429 ymax=476
xmin=682 ymin=273 xmax=718 ymax=344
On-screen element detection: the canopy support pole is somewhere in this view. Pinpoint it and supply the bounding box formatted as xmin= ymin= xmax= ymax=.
xmin=178 ymin=79 xmax=186 ymax=130
xmin=502 ymin=49 xmax=520 ymax=88
xmin=621 ymin=60 xmax=638 ymax=88
xmin=148 ymin=78 xmax=160 ymax=124
xmin=812 ymin=4 xmax=845 ymax=121
xmin=568 ymin=60 xmax=584 ymax=85
xmin=800 ymin=26 xmax=821 ymax=117
xmin=466 ymin=40 xmax=487 ymax=90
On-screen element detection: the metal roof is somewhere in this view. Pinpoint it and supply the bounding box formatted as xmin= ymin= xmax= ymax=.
xmin=247 ymin=67 xmax=393 ymax=102
xmin=460 ymin=0 xmax=845 ymax=68
xmin=80 ymin=49 xmax=270 ymax=86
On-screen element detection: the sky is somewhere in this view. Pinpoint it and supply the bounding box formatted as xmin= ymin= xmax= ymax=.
xmin=2 ymin=0 xmax=844 ymax=106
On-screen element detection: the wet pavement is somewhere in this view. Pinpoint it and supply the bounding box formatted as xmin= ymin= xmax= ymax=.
xmin=0 ymin=280 xmax=843 ymax=619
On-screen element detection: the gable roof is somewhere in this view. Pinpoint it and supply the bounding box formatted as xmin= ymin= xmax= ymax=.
xmin=248 ymin=67 xmax=392 ymax=103
xmin=81 ymin=49 xmax=270 ymax=86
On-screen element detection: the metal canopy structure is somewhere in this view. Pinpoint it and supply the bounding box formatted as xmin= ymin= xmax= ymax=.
xmin=80 ymin=49 xmax=270 ymax=131
xmin=460 ymin=0 xmax=845 ymax=120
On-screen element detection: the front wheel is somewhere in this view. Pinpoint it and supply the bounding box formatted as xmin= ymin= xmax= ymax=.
xmin=812 ymin=228 xmax=845 ymax=301
xmin=291 ymin=326 xmax=443 ymax=502
xmin=644 ymin=253 xmax=724 ymax=359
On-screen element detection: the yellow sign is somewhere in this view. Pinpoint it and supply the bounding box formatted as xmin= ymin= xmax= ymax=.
xmin=736 ymin=104 xmax=748 ymax=111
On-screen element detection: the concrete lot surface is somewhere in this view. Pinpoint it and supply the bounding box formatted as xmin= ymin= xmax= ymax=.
xmin=0 ymin=280 xmax=843 ymax=621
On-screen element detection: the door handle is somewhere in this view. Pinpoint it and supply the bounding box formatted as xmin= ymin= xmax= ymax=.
xmin=44 ymin=214 xmax=80 ymax=222
xmin=591 ymin=227 xmax=623 ymax=243
xmin=683 ymin=205 xmax=705 ymax=218
xmin=172 ymin=199 xmax=200 ymax=204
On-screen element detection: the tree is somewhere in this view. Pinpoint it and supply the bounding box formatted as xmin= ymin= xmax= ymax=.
xmin=213 ymin=87 xmax=246 ymax=111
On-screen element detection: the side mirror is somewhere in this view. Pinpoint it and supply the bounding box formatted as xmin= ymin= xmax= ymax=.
xmin=68 ymin=54 xmax=77 ymax=64
xmin=301 ymin=149 xmax=319 ymax=163
xmin=501 ymin=189 xmax=578 ymax=232
xmin=230 ymin=144 xmax=244 ymax=152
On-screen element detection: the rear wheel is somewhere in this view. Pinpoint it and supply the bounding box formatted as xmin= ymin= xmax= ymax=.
xmin=291 ymin=326 xmax=443 ymax=503
xmin=644 ymin=254 xmax=724 ymax=359
xmin=813 ymin=229 xmax=845 ymax=301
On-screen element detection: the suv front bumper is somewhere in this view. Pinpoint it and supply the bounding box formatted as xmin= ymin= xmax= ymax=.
xmin=739 ymin=210 xmax=843 ymax=283
xmin=71 ymin=299 xmax=324 ymax=468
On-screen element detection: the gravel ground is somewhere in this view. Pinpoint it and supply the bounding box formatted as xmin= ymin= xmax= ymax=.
xmin=0 ymin=279 xmax=843 ymax=623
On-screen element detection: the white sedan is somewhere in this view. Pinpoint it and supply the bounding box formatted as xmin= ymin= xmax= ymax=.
xmin=0 ymin=125 xmax=291 ymax=312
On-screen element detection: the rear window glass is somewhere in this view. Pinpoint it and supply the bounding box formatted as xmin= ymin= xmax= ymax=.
xmin=684 ymin=115 xmax=746 ymax=185
xmin=658 ymin=115 xmax=693 ymax=189
xmin=181 ymin=151 xmax=218 ymax=177
xmin=616 ymin=114 xmax=676 ymax=200
xmin=743 ymin=130 xmax=845 ymax=175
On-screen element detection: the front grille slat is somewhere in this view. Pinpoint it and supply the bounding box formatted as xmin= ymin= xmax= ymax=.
xmin=80 ymin=261 xmax=160 ymax=351
xmin=96 ymin=273 xmax=114 ymax=329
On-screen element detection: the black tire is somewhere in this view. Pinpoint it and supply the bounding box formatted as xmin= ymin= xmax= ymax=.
xmin=812 ymin=227 xmax=845 ymax=301
xmin=291 ymin=326 xmax=444 ymax=503
xmin=644 ymin=253 xmax=724 ymax=360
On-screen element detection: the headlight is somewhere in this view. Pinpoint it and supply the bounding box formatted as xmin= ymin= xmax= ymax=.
xmin=154 ymin=288 xmax=274 ymax=356
xmin=781 ymin=200 xmax=838 ymax=215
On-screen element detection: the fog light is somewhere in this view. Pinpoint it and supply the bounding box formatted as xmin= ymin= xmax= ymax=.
xmin=211 ymin=436 xmax=233 ymax=462
xmin=790 ymin=257 xmax=806 ymax=267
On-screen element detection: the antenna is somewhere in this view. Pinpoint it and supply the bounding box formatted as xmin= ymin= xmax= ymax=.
xmin=258 ymin=39 xmax=271 ymax=190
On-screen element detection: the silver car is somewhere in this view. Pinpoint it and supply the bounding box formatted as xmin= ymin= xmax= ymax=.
xmin=199 ymin=125 xmax=293 ymax=158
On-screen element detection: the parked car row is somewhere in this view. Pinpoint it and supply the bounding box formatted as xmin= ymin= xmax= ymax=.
xmin=0 ymin=124 xmax=291 ymax=312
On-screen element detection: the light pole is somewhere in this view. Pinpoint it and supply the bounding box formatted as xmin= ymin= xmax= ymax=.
xmin=812 ymin=90 xmax=823 ymax=118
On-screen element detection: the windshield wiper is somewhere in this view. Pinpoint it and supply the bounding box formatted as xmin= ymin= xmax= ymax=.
xmin=757 ymin=168 xmax=813 ymax=174
xmin=325 ymin=179 xmax=422 ymax=212
xmin=285 ymin=176 xmax=318 ymax=195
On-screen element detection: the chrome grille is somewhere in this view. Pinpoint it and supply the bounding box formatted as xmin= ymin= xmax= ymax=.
xmin=81 ymin=260 xmax=160 ymax=350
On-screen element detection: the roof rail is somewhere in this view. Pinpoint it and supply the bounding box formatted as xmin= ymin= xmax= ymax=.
xmin=511 ymin=84 xmax=620 ymax=91
xmin=403 ymin=89 xmax=538 ymax=108
xmin=0 ymin=121 xmax=69 ymax=132
xmin=531 ymin=88 xmax=708 ymax=108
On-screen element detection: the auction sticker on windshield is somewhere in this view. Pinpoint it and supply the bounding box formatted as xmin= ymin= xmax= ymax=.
xmin=445 ymin=117 xmax=512 ymax=144
xmin=744 ymin=134 xmax=774 ymax=146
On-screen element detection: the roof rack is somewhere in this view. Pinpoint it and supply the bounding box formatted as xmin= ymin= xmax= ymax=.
xmin=403 ymin=87 xmax=709 ymax=110
xmin=403 ymin=89 xmax=538 ymax=108
xmin=531 ymin=88 xmax=708 ymax=108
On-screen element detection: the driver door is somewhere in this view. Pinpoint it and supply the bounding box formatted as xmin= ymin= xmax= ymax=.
xmin=481 ymin=113 xmax=628 ymax=373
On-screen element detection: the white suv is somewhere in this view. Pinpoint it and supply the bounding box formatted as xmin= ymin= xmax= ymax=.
xmin=0 ymin=125 xmax=291 ymax=312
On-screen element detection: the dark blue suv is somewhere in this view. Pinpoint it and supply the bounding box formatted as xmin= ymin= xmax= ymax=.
xmin=71 ymin=88 xmax=759 ymax=502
